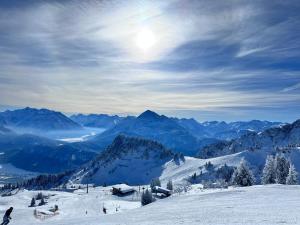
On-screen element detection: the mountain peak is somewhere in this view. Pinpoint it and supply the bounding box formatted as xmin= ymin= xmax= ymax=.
xmin=137 ymin=110 xmax=160 ymax=120
xmin=72 ymin=135 xmax=174 ymax=185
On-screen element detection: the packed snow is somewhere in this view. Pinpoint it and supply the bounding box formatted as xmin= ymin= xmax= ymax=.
xmin=0 ymin=185 xmax=300 ymax=224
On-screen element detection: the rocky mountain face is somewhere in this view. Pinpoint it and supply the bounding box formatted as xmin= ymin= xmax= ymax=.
xmin=69 ymin=135 xmax=175 ymax=185
xmin=198 ymin=120 xmax=300 ymax=159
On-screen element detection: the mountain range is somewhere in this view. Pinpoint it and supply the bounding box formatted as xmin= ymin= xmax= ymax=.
xmin=0 ymin=106 xmax=291 ymax=182
xmin=68 ymin=118 xmax=300 ymax=186
xmin=173 ymin=118 xmax=282 ymax=140
xmin=88 ymin=110 xmax=212 ymax=156
xmin=198 ymin=119 xmax=300 ymax=159
xmin=88 ymin=110 xmax=282 ymax=156
xmin=0 ymin=107 xmax=82 ymax=132
xmin=70 ymin=113 xmax=124 ymax=129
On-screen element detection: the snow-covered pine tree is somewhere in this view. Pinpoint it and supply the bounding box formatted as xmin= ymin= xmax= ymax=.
xmin=274 ymin=154 xmax=290 ymax=184
xmin=150 ymin=178 xmax=161 ymax=191
xmin=262 ymin=155 xmax=276 ymax=184
xmin=286 ymin=163 xmax=298 ymax=185
xmin=167 ymin=180 xmax=173 ymax=191
xmin=141 ymin=189 xmax=154 ymax=206
xmin=231 ymin=159 xmax=255 ymax=186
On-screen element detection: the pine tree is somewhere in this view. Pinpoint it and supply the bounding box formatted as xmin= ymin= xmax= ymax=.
xmin=179 ymin=153 xmax=185 ymax=162
xmin=36 ymin=192 xmax=43 ymax=200
xmin=29 ymin=197 xmax=36 ymax=207
xmin=150 ymin=178 xmax=161 ymax=191
xmin=39 ymin=196 xmax=46 ymax=206
xmin=286 ymin=163 xmax=298 ymax=185
xmin=141 ymin=189 xmax=154 ymax=206
xmin=262 ymin=155 xmax=276 ymax=184
xmin=216 ymin=164 xmax=234 ymax=182
xmin=231 ymin=159 xmax=255 ymax=186
xmin=167 ymin=180 xmax=173 ymax=191
xmin=274 ymin=154 xmax=290 ymax=184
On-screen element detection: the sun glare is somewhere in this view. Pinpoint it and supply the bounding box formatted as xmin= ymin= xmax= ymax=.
xmin=136 ymin=28 xmax=156 ymax=51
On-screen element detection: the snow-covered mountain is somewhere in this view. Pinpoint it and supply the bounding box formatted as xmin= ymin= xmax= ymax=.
xmin=89 ymin=110 xmax=208 ymax=156
xmin=66 ymin=136 xmax=300 ymax=187
xmin=0 ymin=107 xmax=82 ymax=132
xmin=198 ymin=119 xmax=300 ymax=159
xmin=70 ymin=113 xmax=124 ymax=129
xmin=69 ymin=135 xmax=175 ymax=185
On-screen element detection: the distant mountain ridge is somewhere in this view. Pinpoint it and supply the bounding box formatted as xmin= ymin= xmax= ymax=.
xmin=173 ymin=118 xmax=282 ymax=140
xmin=70 ymin=113 xmax=124 ymax=129
xmin=197 ymin=119 xmax=300 ymax=159
xmin=0 ymin=107 xmax=82 ymax=131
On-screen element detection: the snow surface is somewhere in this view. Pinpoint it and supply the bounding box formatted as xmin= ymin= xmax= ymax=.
xmin=1 ymin=185 xmax=300 ymax=224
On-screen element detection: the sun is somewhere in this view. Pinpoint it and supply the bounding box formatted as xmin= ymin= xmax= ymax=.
xmin=136 ymin=28 xmax=156 ymax=51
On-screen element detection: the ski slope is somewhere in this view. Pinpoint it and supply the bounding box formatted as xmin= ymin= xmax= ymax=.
xmin=1 ymin=185 xmax=300 ymax=225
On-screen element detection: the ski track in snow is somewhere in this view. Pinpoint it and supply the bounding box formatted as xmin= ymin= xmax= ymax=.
xmin=0 ymin=185 xmax=300 ymax=225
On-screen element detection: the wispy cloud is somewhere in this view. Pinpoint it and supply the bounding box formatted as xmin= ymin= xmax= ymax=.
xmin=0 ymin=0 xmax=299 ymax=121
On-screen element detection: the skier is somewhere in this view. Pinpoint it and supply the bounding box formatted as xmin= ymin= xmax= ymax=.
xmin=102 ymin=207 xmax=107 ymax=214
xmin=1 ymin=207 xmax=13 ymax=225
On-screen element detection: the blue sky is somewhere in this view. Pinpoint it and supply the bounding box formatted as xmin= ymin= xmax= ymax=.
xmin=0 ymin=0 xmax=299 ymax=122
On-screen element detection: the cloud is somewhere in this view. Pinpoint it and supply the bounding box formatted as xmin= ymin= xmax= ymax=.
xmin=0 ymin=0 xmax=299 ymax=121
xmin=236 ymin=47 xmax=269 ymax=58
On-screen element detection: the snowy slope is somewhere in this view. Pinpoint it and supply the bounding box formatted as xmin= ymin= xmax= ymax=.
xmin=1 ymin=185 xmax=300 ymax=225
xmin=68 ymin=134 xmax=300 ymax=187
xmin=162 ymin=147 xmax=300 ymax=185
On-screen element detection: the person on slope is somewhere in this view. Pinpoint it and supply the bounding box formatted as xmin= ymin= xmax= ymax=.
xmin=1 ymin=207 xmax=13 ymax=225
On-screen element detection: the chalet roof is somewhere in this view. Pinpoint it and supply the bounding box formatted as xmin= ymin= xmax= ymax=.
xmin=112 ymin=184 xmax=135 ymax=193
xmin=153 ymin=186 xmax=171 ymax=194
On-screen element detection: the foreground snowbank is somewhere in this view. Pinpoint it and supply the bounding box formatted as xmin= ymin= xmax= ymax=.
xmin=1 ymin=185 xmax=300 ymax=225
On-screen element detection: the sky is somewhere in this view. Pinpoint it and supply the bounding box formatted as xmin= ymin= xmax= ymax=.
xmin=0 ymin=0 xmax=299 ymax=122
